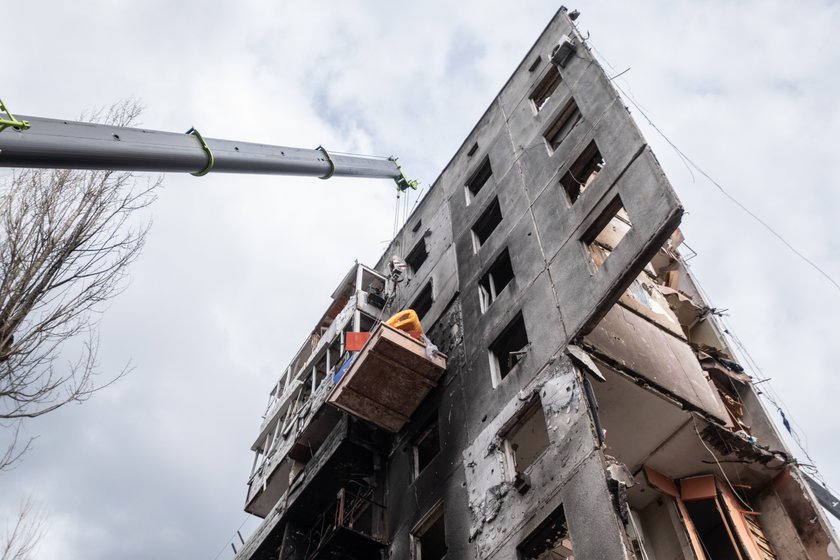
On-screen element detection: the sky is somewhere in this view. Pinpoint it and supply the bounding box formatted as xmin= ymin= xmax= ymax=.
xmin=1 ymin=1 xmax=839 ymax=558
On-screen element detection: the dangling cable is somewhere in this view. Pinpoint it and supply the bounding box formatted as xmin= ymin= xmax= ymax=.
xmin=392 ymin=189 xmax=401 ymax=240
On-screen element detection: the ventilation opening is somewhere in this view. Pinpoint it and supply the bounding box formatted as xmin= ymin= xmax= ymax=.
xmin=411 ymin=220 xmax=422 ymax=233
xmin=560 ymin=140 xmax=603 ymax=204
xmin=528 ymin=56 xmax=542 ymax=72
xmin=530 ymin=65 xmax=563 ymax=112
xmin=471 ymin=197 xmax=503 ymax=252
xmin=518 ymin=503 xmax=573 ymax=559
xmin=479 ymin=249 xmax=515 ymax=313
xmin=411 ymin=503 xmax=447 ymax=560
xmin=467 ymin=142 xmax=479 ymax=157
xmin=489 ymin=313 xmax=529 ymax=385
xmin=504 ymin=398 xmax=550 ymax=480
xmin=465 ymin=156 xmax=493 ymax=204
xmin=405 ymin=238 xmax=429 ymax=274
xmin=543 ymin=97 xmax=581 ymax=153
xmin=411 ymin=280 xmax=434 ymax=320
xmin=412 ymin=415 xmax=440 ymax=480
xmin=581 ymin=195 xmax=632 ymax=271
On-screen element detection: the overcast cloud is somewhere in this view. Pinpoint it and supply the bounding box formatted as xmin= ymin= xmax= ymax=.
xmin=1 ymin=1 xmax=838 ymax=558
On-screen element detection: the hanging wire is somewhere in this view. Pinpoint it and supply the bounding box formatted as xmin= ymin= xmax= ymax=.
xmin=691 ymin=260 xmax=840 ymax=499
xmin=409 ymin=182 xmax=430 ymax=214
xmin=579 ymin=34 xmax=840 ymax=504
xmin=586 ymin=40 xmax=840 ymax=294
xmin=209 ymin=514 xmax=252 ymax=560
xmin=392 ymin=189 xmax=402 ymax=240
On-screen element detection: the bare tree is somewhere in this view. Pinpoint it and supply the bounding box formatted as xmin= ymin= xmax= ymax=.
xmin=0 ymin=496 xmax=45 ymax=560
xmin=0 ymin=100 xmax=160 ymax=469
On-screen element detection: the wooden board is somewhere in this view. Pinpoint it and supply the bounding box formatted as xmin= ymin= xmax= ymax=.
xmin=328 ymin=325 xmax=447 ymax=433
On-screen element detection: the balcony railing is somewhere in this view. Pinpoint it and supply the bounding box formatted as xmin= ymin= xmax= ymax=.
xmin=302 ymin=482 xmax=386 ymax=560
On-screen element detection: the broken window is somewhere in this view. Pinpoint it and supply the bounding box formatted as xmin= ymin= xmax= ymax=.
xmin=478 ymin=248 xmax=515 ymax=312
xmin=543 ymin=97 xmax=581 ymax=153
xmin=581 ymin=195 xmax=632 ymax=271
xmin=560 ymin=141 xmax=603 ymax=204
xmin=406 ymin=238 xmax=429 ymax=274
xmin=489 ymin=312 xmax=529 ymax=385
xmin=517 ymin=503 xmax=573 ymax=559
xmin=503 ymin=398 xmax=550 ymax=485
xmin=645 ymin=468 xmax=778 ymax=560
xmin=471 ymin=197 xmax=503 ymax=252
xmin=411 ymin=502 xmax=447 ymax=560
xmin=465 ymin=156 xmax=493 ymax=204
xmin=530 ymin=65 xmax=563 ymax=112
xmin=683 ymin=498 xmax=742 ymax=559
xmin=412 ymin=415 xmax=441 ymax=480
xmin=411 ymin=280 xmax=434 ymax=321
xmin=680 ymin=475 xmax=777 ymax=560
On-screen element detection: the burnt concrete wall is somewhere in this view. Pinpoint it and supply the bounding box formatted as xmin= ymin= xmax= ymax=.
xmin=378 ymin=7 xmax=685 ymax=559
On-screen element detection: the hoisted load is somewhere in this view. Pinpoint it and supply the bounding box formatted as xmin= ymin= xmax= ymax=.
xmin=328 ymin=311 xmax=447 ymax=433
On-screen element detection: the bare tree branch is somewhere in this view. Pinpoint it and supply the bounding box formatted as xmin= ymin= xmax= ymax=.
xmin=0 ymin=99 xmax=160 ymax=468
xmin=1 ymin=495 xmax=45 ymax=560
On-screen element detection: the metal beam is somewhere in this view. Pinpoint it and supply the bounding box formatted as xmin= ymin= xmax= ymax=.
xmin=0 ymin=115 xmax=403 ymax=182
xmin=803 ymin=472 xmax=840 ymax=522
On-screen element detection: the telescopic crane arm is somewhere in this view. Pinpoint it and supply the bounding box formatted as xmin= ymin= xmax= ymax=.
xmin=0 ymin=99 xmax=418 ymax=191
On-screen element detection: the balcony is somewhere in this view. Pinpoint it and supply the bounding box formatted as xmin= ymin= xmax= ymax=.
xmin=238 ymin=416 xmax=387 ymax=559
xmin=245 ymin=264 xmax=388 ymax=517
xmin=302 ymin=482 xmax=387 ymax=560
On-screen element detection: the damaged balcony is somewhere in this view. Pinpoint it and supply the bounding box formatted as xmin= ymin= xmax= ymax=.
xmin=567 ymin=231 xmax=836 ymax=558
xmin=301 ymin=482 xmax=387 ymax=560
xmin=246 ymin=264 xmax=388 ymax=518
xmin=237 ymin=415 xmax=387 ymax=560
xmin=240 ymin=260 xmax=451 ymax=560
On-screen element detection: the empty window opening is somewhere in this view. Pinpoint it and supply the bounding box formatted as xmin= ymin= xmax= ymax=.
xmin=518 ymin=504 xmax=573 ymax=560
xmin=676 ymin=475 xmax=776 ymax=560
xmin=467 ymin=142 xmax=479 ymax=157
xmin=411 ymin=503 xmax=447 ymax=560
xmin=343 ymin=312 xmax=376 ymax=335
xmin=489 ymin=313 xmax=529 ymax=385
xmin=543 ymin=97 xmax=581 ymax=153
xmin=683 ymin=499 xmax=741 ymax=559
xmin=478 ymin=249 xmax=515 ymax=312
xmin=530 ymin=65 xmax=563 ymax=112
xmin=412 ymin=219 xmax=422 ymax=233
xmin=412 ymin=416 xmax=441 ymax=480
xmin=465 ymin=156 xmax=493 ymax=204
xmin=406 ymin=238 xmax=429 ymax=274
xmin=471 ymin=197 xmax=503 ymax=252
xmin=528 ymin=56 xmax=542 ymax=72
xmin=504 ymin=398 xmax=550 ymax=481
xmin=411 ymin=280 xmax=434 ymax=321
xmin=581 ymin=195 xmax=632 ymax=271
xmin=560 ymin=141 xmax=603 ymax=204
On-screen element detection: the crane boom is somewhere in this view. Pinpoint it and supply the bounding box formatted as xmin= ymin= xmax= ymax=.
xmin=0 ymin=105 xmax=416 ymax=190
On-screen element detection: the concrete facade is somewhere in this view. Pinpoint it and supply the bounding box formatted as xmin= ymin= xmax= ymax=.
xmin=236 ymin=9 xmax=839 ymax=560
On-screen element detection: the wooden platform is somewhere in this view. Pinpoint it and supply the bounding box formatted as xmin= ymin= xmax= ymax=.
xmin=328 ymin=324 xmax=447 ymax=433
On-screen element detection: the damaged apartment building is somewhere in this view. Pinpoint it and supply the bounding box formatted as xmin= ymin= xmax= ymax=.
xmin=234 ymin=8 xmax=840 ymax=560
